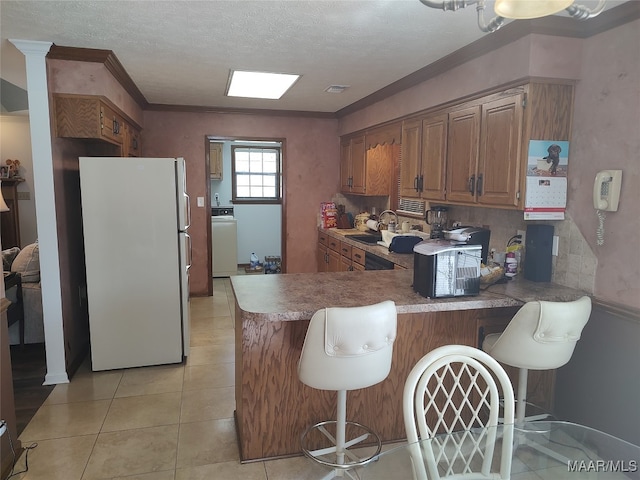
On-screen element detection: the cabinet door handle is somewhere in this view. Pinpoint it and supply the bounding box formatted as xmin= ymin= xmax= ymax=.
xmin=414 ymin=175 xmax=419 ymax=192
xmin=476 ymin=174 xmax=483 ymax=197
xmin=468 ymin=175 xmax=476 ymax=196
xmin=419 ymin=174 xmax=424 ymax=192
xmin=112 ymin=118 xmax=120 ymax=135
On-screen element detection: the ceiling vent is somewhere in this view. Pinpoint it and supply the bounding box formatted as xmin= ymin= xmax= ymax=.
xmin=324 ymin=85 xmax=350 ymax=94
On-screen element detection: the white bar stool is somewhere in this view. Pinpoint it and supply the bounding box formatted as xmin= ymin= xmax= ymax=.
xmin=298 ymin=300 xmax=397 ymax=478
xmin=482 ymin=296 xmax=592 ymax=464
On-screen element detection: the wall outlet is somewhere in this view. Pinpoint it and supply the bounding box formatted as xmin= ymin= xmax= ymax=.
xmin=197 ymin=196 xmax=205 ymax=207
xmin=517 ymin=229 xmax=526 ymax=245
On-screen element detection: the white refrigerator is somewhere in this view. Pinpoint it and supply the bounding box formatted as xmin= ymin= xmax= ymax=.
xmin=79 ymin=157 xmax=191 ymax=371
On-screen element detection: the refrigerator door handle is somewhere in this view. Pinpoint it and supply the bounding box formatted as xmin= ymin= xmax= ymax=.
xmin=185 ymin=232 xmax=192 ymax=270
xmin=184 ymin=192 xmax=191 ymax=230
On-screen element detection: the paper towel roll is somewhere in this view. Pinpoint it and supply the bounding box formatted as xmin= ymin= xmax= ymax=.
xmin=366 ymin=219 xmax=379 ymax=231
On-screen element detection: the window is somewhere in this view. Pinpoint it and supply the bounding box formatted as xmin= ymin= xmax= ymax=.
xmin=231 ymin=145 xmax=281 ymax=204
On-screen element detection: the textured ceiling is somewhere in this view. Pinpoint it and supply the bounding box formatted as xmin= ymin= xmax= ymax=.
xmin=0 ymin=0 xmax=625 ymax=113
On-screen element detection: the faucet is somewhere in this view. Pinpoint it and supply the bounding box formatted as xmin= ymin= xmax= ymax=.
xmin=378 ymin=210 xmax=399 ymax=229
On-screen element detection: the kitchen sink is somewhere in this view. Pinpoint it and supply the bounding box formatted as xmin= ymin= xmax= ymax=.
xmin=345 ymin=233 xmax=382 ymax=245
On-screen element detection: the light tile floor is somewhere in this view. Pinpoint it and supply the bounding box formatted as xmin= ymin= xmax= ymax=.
xmin=9 ymin=276 xmax=588 ymax=479
xmin=9 ymin=276 xmax=326 ymax=480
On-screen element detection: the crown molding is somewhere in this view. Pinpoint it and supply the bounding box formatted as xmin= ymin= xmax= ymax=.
xmin=47 ymin=45 xmax=149 ymax=108
xmin=144 ymin=103 xmax=337 ymax=119
xmin=337 ymin=1 xmax=640 ymax=118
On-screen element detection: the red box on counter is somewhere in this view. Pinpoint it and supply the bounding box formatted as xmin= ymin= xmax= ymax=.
xmin=320 ymin=202 xmax=337 ymax=228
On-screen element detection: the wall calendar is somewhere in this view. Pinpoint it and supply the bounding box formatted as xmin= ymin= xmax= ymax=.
xmin=524 ymin=140 xmax=569 ymax=220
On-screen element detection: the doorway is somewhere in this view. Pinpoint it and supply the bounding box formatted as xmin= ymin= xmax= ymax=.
xmin=205 ymin=136 xmax=286 ymax=294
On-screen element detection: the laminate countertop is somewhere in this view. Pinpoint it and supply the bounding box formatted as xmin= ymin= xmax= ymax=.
xmin=230 ymin=269 xmax=589 ymax=322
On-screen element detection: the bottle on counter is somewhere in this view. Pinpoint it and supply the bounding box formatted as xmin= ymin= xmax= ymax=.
xmin=504 ymin=252 xmax=518 ymax=277
xmin=388 ymin=220 xmax=396 ymax=233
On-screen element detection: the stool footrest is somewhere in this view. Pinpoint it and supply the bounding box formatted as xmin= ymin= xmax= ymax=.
xmin=301 ymin=420 xmax=382 ymax=469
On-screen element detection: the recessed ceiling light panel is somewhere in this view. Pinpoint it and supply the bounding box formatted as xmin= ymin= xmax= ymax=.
xmin=226 ymin=70 xmax=300 ymax=100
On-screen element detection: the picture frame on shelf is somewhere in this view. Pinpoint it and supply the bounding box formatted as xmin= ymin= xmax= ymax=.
xmin=0 ymin=166 xmax=9 ymax=179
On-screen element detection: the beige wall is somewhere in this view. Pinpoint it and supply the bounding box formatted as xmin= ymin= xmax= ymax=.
xmin=568 ymin=20 xmax=640 ymax=306
xmin=339 ymin=25 xmax=640 ymax=308
xmin=143 ymin=111 xmax=340 ymax=295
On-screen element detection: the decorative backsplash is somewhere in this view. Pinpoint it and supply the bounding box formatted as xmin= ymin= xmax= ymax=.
xmin=446 ymin=206 xmax=596 ymax=293
xmin=325 ymin=197 xmax=595 ymax=293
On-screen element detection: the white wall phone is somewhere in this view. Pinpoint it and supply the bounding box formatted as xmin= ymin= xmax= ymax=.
xmin=593 ymin=170 xmax=622 ymax=211
xmin=593 ymin=170 xmax=622 ymax=245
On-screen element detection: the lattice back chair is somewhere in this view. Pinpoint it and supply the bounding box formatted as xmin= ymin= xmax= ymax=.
xmin=403 ymin=345 xmax=515 ymax=480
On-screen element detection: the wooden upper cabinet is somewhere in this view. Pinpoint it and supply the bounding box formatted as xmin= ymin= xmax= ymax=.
xmin=421 ymin=113 xmax=448 ymax=201
xmin=446 ymin=105 xmax=481 ymax=203
xmin=400 ymin=114 xmax=448 ymax=201
xmin=340 ymin=134 xmax=392 ymax=196
xmin=365 ymin=123 xmax=402 ymax=150
xmin=350 ymin=135 xmax=366 ymax=194
xmin=209 ymin=142 xmax=223 ymax=180
xmin=447 ymin=98 xmax=524 ymax=207
xmin=53 ymin=94 xmax=142 ymax=157
xmin=340 ymin=138 xmax=352 ymax=192
xmin=400 ymin=118 xmax=422 ymax=198
xmin=478 ymin=94 xmax=524 ymax=207
xmin=54 ymin=94 xmax=123 ymax=145
xmin=345 ymin=80 xmax=573 ymax=210
xmin=123 ymin=122 xmax=141 ymax=157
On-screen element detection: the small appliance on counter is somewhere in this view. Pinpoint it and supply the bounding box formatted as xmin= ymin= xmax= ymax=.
xmin=354 ymin=212 xmax=371 ymax=231
xmin=413 ymin=241 xmax=482 ymax=298
xmin=443 ymin=227 xmax=491 ymax=264
xmin=426 ymin=206 xmax=449 ymax=238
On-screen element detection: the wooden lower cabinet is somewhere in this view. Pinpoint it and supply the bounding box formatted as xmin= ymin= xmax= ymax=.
xmin=316 ymin=232 xmax=328 ymax=272
xmin=316 ymin=243 xmax=328 ymax=272
xmin=327 ymin=248 xmax=340 ymax=272
xmin=317 ymin=237 xmax=366 ymax=272
xmin=234 ymin=306 xmax=544 ymax=461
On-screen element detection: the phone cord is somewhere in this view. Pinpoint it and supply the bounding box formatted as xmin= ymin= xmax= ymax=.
xmin=596 ymin=210 xmax=606 ymax=246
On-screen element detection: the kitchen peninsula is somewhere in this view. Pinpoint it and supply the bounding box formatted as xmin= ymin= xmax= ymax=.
xmin=231 ymin=269 xmax=587 ymax=462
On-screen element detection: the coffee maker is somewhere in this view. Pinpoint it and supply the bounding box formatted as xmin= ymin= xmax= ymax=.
xmin=426 ymin=206 xmax=448 ymax=239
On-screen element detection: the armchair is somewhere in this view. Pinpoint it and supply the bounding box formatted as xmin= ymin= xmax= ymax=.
xmin=2 ymin=243 xmax=44 ymax=345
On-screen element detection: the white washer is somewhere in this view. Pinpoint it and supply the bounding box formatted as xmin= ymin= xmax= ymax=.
xmin=212 ymin=215 xmax=238 ymax=277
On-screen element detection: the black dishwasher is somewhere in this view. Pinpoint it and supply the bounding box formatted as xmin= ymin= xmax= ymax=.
xmin=365 ymin=252 xmax=395 ymax=270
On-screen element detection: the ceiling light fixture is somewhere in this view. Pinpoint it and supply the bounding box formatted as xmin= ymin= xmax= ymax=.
xmin=226 ymin=70 xmax=300 ymax=100
xmin=418 ymin=0 xmax=606 ymax=33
